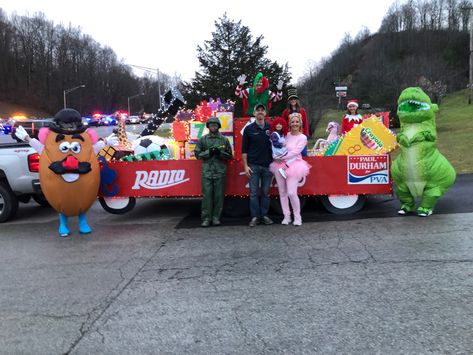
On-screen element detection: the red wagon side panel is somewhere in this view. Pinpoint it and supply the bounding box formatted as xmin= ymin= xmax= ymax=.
xmin=99 ymin=155 xmax=392 ymax=198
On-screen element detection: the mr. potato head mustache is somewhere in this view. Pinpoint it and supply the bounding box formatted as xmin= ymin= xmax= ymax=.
xmin=48 ymin=155 xmax=92 ymax=175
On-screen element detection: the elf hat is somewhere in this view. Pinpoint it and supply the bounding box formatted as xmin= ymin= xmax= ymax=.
xmin=287 ymin=88 xmax=299 ymax=101
xmin=346 ymin=100 xmax=359 ymax=108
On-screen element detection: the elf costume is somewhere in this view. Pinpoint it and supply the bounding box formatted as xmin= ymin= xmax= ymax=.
xmin=235 ymin=72 xmax=282 ymax=117
xmin=341 ymin=101 xmax=364 ymax=135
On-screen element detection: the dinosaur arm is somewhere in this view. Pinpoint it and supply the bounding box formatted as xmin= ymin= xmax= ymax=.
xmin=397 ymin=130 xmax=436 ymax=147
xmin=410 ymin=130 xmax=436 ymax=144
xmin=423 ymin=130 xmax=436 ymax=142
xmin=396 ymin=133 xmax=410 ymax=147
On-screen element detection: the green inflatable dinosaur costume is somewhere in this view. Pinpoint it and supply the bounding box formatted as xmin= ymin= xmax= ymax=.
xmin=391 ymin=87 xmax=456 ymax=217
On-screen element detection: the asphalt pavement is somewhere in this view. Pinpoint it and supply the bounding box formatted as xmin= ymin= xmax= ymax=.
xmin=1 ymin=176 xmax=473 ymax=354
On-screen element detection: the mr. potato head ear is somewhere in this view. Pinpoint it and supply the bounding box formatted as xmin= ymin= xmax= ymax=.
xmin=38 ymin=127 xmax=51 ymax=144
xmin=86 ymin=128 xmax=99 ymax=144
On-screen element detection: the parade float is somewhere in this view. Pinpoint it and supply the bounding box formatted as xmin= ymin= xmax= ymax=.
xmin=97 ymin=89 xmax=398 ymax=216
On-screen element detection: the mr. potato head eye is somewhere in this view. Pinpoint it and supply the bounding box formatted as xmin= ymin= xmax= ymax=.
xmin=57 ymin=134 xmax=84 ymax=154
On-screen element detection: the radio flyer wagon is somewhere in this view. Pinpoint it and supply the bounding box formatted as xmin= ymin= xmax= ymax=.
xmin=97 ymin=117 xmax=393 ymax=216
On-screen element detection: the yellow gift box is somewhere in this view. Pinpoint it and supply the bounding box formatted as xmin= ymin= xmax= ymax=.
xmin=216 ymin=112 xmax=234 ymax=133
xmin=185 ymin=141 xmax=198 ymax=160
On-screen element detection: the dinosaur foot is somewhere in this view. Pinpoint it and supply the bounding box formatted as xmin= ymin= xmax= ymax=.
xmin=417 ymin=207 xmax=433 ymax=217
xmin=398 ymin=204 xmax=416 ymax=216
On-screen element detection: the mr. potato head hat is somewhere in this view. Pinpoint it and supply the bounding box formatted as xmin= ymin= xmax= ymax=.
xmin=50 ymin=108 xmax=87 ymax=134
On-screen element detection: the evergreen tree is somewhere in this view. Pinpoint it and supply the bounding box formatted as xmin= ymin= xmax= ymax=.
xmin=186 ymin=13 xmax=291 ymax=115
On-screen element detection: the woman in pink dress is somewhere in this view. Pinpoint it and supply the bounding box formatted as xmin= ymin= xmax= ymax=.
xmin=270 ymin=113 xmax=311 ymax=226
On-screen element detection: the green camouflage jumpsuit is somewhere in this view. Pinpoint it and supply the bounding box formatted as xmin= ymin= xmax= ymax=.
xmin=195 ymin=121 xmax=233 ymax=223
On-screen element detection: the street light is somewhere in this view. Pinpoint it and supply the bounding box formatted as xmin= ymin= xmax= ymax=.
xmin=130 ymin=65 xmax=162 ymax=109
xmin=63 ymin=85 xmax=86 ymax=109
xmin=128 ymin=93 xmax=144 ymax=116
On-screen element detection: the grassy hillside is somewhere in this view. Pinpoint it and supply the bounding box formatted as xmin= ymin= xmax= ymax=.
xmin=311 ymin=89 xmax=473 ymax=174
xmin=436 ymin=89 xmax=473 ymax=174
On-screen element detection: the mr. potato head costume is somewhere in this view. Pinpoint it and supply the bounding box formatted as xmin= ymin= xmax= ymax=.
xmin=16 ymin=109 xmax=105 ymax=237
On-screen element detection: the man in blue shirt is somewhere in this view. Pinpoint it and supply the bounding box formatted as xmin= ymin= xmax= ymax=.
xmin=242 ymin=103 xmax=274 ymax=227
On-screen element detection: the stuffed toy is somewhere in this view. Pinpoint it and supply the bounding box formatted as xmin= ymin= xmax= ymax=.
xmin=15 ymin=109 xmax=107 ymax=236
xmin=311 ymin=121 xmax=339 ymax=155
xmin=235 ymin=72 xmax=283 ymax=116
xmin=391 ymin=87 xmax=456 ymax=217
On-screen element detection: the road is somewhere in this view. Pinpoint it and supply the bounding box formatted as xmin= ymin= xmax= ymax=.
xmin=1 ymin=175 xmax=473 ymax=354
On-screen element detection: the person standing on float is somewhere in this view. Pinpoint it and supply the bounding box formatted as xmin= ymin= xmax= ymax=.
xmin=235 ymin=72 xmax=283 ymax=117
xmin=341 ymin=100 xmax=364 ymax=135
xmin=282 ymin=88 xmax=310 ymax=155
xmin=270 ymin=113 xmax=311 ymax=226
xmin=195 ymin=117 xmax=233 ymax=227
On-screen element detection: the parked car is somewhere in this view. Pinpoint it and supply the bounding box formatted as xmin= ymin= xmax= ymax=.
xmin=0 ymin=139 xmax=48 ymax=222
xmin=127 ymin=115 xmax=141 ymax=124
xmin=0 ymin=119 xmax=13 ymax=135
xmin=82 ymin=116 xmax=100 ymax=127
xmin=99 ymin=114 xmax=117 ymax=126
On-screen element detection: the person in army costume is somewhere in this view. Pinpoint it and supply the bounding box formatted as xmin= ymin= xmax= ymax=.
xmin=195 ymin=117 xmax=233 ymax=227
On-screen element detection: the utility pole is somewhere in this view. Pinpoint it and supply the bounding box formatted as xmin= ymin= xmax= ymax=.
xmin=157 ymin=68 xmax=162 ymax=110
xmin=130 ymin=64 xmax=162 ymax=111
xmin=470 ymin=7 xmax=473 ymax=104
xmin=462 ymin=6 xmax=473 ymax=104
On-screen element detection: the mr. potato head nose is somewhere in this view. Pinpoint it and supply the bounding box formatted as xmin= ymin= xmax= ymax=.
xmin=63 ymin=155 xmax=80 ymax=171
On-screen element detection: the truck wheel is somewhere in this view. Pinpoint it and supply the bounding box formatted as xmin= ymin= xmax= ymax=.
xmin=223 ymin=197 xmax=250 ymax=217
xmin=319 ymin=194 xmax=366 ymax=215
xmin=33 ymin=194 xmax=50 ymax=207
xmin=99 ymin=196 xmax=136 ymax=214
xmin=0 ymin=183 xmax=19 ymax=223
xmin=270 ymin=196 xmax=306 ymax=215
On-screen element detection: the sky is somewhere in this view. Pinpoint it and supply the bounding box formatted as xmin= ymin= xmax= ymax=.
xmin=1 ymin=0 xmax=395 ymax=84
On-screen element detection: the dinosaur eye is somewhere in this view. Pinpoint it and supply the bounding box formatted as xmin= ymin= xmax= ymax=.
xmin=59 ymin=142 xmax=71 ymax=153
xmin=70 ymin=141 xmax=81 ymax=154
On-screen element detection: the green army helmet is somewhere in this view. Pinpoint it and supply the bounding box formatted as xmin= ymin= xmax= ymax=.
xmin=206 ymin=117 xmax=221 ymax=129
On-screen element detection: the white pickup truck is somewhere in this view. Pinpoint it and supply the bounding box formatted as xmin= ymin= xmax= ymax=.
xmin=0 ymin=120 xmax=51 ymax=222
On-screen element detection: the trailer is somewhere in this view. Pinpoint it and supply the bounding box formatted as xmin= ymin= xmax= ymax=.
xmin=97 ymin=117 xmax=393 ymax=216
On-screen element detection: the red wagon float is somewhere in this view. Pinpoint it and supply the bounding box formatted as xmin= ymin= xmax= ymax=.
xmin=98 ymin=117 xmax=393 ymax=216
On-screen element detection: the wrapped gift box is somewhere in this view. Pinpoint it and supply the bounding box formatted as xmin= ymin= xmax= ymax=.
xmin=167 ymin=141 xmax=185 ymax=160
xmin=185 ymin=141 xmax=198 ymax=160
xmin=172 ymin=120 xmax=188 ymax=142
xmin=216 ymin=112 xmax=234 ymax=133
xmin=188 ymin=121 xmax=209 ymax=140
